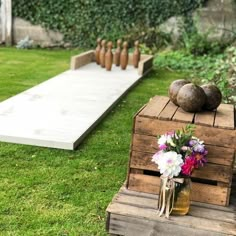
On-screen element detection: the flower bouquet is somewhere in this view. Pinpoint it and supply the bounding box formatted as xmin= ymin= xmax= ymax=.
xmin=152 ymin=125 xmax=207 ymax=218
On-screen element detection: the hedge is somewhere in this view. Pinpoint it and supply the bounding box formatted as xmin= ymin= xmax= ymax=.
xmin=12 ymin=0 xmax=205 ymax=47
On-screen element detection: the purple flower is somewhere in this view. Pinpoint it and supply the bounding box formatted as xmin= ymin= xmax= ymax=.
xmin=193 ymin=144 xmax=205 ymax=153
xmin=189 ymin=139 xmax=197 ymax=146
xmin=192 ymin=152 xmax=207 ymax=167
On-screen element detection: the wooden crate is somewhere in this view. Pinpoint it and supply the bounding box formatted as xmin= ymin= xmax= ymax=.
xmin=106 ymin=175 xmax=236 ymax=236
xmin=127 ymin=96 xmax=236 ymax=206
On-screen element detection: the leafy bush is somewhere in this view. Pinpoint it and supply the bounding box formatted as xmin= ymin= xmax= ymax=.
xmin=180 ymin=30 xmax=228 ymax=56
xmin=12 ymin=0 xmax=205 ymax=48
xmin=155 ymin=49 xmax=235 ymax=104
xmin=204 ymin=46 xmax=236 ymax=104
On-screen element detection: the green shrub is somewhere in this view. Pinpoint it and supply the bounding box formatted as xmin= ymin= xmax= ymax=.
xmin=12 ymin=0 xmax=205 ymax=48
xmin=180 ymin=30 xmax=228 ymax=55
xmin=155 ymin=49 xmax=235 ymax=104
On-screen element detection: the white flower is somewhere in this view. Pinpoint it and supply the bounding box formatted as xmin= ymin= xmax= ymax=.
xmin=155 ymin=151 xmax=183 ymax=178
xmin=152 ymin=151 xmax=164 ymax=165
xmin=158 ymin=134 xmax=168 ymax=146
xmin=158 ymin=133 xmax=176 ymax=147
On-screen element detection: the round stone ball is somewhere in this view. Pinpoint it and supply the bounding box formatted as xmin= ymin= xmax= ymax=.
xmin=168 ymin=79 xmax=190 ymax=106
xmin=177 ymin=83 xmax=206 ymax=112
xmin=201 ymin=84 xmax=222 ymax=111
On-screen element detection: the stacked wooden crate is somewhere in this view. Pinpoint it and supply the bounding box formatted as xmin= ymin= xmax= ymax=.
xmin=127 ymin=95 xmax=236 ymax=206
xmin=106 ymin=179 xmax=236 ymax=235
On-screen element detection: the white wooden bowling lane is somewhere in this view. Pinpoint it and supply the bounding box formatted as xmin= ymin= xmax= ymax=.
xmin=0 ymin=63 xmax=143 ymax=150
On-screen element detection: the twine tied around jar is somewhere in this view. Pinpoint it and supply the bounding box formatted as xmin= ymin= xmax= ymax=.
xmin=157 ymin=175 xmax=184 ymax=218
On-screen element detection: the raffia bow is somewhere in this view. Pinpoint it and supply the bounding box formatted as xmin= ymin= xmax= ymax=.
xmin=157 ymin=175 xmax=184 ymax=219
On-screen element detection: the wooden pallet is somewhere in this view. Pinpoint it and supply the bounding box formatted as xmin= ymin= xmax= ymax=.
xmin=127 ymin=96 xmax=236 ymax=206
xmin=106 ymin=175 xmax=236 ymax=236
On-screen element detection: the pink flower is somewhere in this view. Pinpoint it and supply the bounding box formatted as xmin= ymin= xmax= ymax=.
xmin=181 ymin=157 xmax=196 ymax=176
xmin=159 ymin=144 xmax=167 ymax=150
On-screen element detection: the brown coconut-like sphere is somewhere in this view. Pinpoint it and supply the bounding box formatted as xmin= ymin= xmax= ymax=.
xmin=177 ymin=83 xmax=206 ymax=112
xmin=201 ymin=84 xmax=222 ymax=111
xmin=168 ymin=79 xmax=190 ymax=106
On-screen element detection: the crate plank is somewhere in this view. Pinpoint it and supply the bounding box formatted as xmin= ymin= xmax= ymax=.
xmin=114 ymin=187 xmax=235 ymax=222
xmin=214 ymin=104 xmax=235 ymax=130
xmin=134 ymin=116 xmax=236 ymax=149
xmin=107 ymin=183 xmax=236 ymax=236
xmin=194 ymin=110 xmax=215 ymax=127
xmin=138 ymin=96 xmax=169 ymax=118
xmin=158 ymin=101 xmax=178 ymax=120
xmin=108 ymin=213 xmax=228 ymax=236
xmin=172 ymin=107 xmax=195 ymax=123
xmin=128 ymin=173 xmax=160 ymax=194
xmin=132 ymin=133 xmax=158 ymax=153
xmin=191 ymin=164 xmax=233 ymax=184
xmin=128 ymin=173 xmax=230 ymax=206
xmin=132 ymin=135 xmax=235 ymax=166
xmin=130 ymin=150 xmax=233 ymax=183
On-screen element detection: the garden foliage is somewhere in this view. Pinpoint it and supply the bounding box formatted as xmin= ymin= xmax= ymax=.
xmin=12 ymin=0 xmax=204 ymax=47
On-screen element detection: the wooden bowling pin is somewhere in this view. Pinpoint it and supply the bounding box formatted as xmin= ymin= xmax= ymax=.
xmin=105 ymin=41 xmax=113 ymax=71
xmin=114 ymin=39 xmax=122 ymax=66
xmin=95 ymin=38 xmax=102 ymax=65
xmin=99 ymin=39 xmax=106 ymax=68
xmin=133 ymin=40 xmax=140 ymax=68
xmin=120 ymin=41 xmax=128 ymax=70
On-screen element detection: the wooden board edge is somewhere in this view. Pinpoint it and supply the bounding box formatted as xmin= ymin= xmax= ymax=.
xmin=127 ymin=173 xmax=230 ymax=206
xmin=107 ymin=203 xmax=236 ymax=235
xmin=70 ymin=50 xmax=95 ymax=70
xmin=138 ymin=55 xmax=153 ymax=76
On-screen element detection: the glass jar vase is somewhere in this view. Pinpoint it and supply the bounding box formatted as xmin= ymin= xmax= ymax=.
xmin=158 ymin=176 xmax=191 ymax=217
xmin=171 ymin=177 xmax=191 ymax=215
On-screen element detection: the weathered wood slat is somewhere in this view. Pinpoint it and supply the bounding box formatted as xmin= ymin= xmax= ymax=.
xmin=214 ymin=104 xmax=235 ymax=130
xmin=134 ymin=116 xmax=236 ymax=149
xmin=138 ymin=55 xmax=154 ymax=76
xmin=128 ymin=173 xmax=230 ymax=206
xmin=130 ymin=155 xmax=233 ymax=184
xmin=107 ymin=180 xmax=236 ymax=236
xmin=131 ymin=135 xmax=235 ymax=166
xmin=158 ymin=101 xmax=178 ymax=120
xmin=194 ymin=110 xmax=215 ymax=127
xmin=172 ymin=107 xmax=195 ymax=123
xmin=138 ymin=96 xmax=169 ymax=118
xmin=108 ymin=213 xmax=232 ymax=236
xmin=114 ymin=188 xmax=235 ymax=223
xmin=70 ymin=50 xmax=95 ymax=70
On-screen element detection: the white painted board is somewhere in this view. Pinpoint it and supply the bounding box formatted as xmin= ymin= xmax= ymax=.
xmin=0 ymin=63 xmax=142 ymax=150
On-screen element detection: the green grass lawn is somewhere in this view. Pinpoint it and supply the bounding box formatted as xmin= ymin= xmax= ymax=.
xmin=0 ymin=47 xmax=185 ymax=235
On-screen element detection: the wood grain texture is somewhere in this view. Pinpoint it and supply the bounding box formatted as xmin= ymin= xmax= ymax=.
xmin=194 ymin=110 xmax=215 ymax=127
xmin=158 ymin=101 xmax=178 ymax=120
xmin=129 ymin=151 xmax=233 ymax=184
xmin=114 ymin=186 xmax=235 ymax=221
xmin=138 ymin=96 xmax=169 ymax=118
xmin=128 ymin=173 xmax=231 ymax=206
xmin=172 ymin=107 xmax=195 ymax=123
xmin=214 ymin=104 xmax=235 ymax=130
xmin=70 ymin=50 xmax=95 ymax=70
xmin=134 ymin=116 xmax=236 ymax=148
xmin=131 ymin=144 xmax=235 ymax=167
xmin=138 ymin=55 xmax=154 ymax=76
xmin=106 ymin=180 xmax=236 ymax=235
